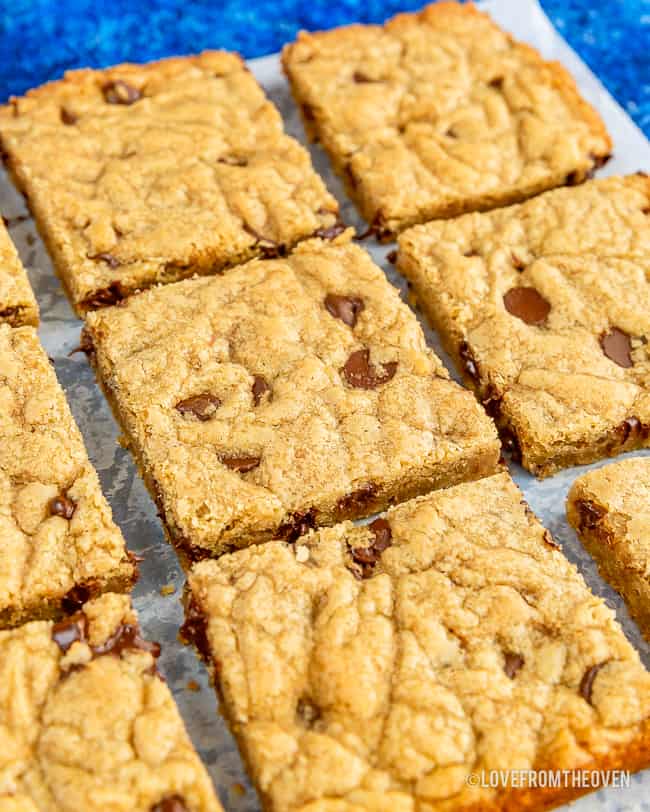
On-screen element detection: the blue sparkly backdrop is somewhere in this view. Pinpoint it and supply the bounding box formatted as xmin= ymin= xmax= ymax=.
xmin=1 ymin=1 xmax=649 ymax=136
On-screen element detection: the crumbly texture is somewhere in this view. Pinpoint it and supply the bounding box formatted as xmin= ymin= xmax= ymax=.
xmin=185 ymin=472 xmax=650 ymax=812
xmin=0 ymin=221 xmax=38 ymax=327
xmin=0 ymin=52 xmax=339 ymax=315
xmin=0 ymin=592 xmax=221 ymax=811
xmin=0 ymin=324 xmax=135 ymax=628
xmin=398 ymin=175 xmax=650 ymax=477
xmin=84 ymin=235 xmax=500 ymax=559
xmin=282 ymin=1 xmax=611 ymax=238
xmin=568 ymin=456 xmax=650 ymax=641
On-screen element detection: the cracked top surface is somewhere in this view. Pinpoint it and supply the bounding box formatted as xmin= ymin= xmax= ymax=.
xmin=0 ymin=325 xmax=134 ymax=627
xmin=398 ymin=175 xmax=650 ymax=475
xmin=85 ymin=235 xmax=499 ymax=556
xmin=188 ymin=472 xmax=650 ymax=812
xmin=568 ymin=456 xmax=650 ymax=578
xmin=282 ymin=1 xmax=611 ymax=235
xmin=0 ymin=51 xmax=338 ymax=313
xmin=0 ymin=592 xmax=221 ymax=811
xmin=0 ymin=222 xmax=38 ymax=327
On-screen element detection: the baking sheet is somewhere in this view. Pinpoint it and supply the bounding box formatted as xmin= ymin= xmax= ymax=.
xmin=2 ymin=0 xmax=649 ymax=809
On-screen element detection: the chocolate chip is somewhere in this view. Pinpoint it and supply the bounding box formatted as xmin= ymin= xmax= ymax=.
xmin=82 ymin=282 xmax=126 ymax=310
xmin=369 ymin=517 xmax=392 ymax=552
xmin=89 ymin=252 xmax=121 ymax=268
xmin=503 ymin=287 xmax=551 ymax=325
xmin=60 ymin=107 xmax=78 ymax=125
xmin=221 ymin=455 xmax=261 ymax=473
xmin=91 ymin=622 xmax=161 ymax=659
xmin=576 ymin=499 xmax=606 ymax=532
xmin=592 ymin=153 xmax=612 ymax=170
xmin=511 ymin=253 xmax=526 ymax=271
xmin=617 ymin=416 xmax=646 ymax=444
xmin=503 ymin=651 xmax=524 ymax=679
xmin=501 ymin=428 xmax=523 ymax=464
xmin=357 ymin=210 xmax=391 ymax=241
xmin=341 ymin=349 xmax=397 ymax=389
xmin=52 ymin=613 xmax=87 ymax=653
xmin=102 ymin=80 xmax=141 ymax=105
xmin=353 ymin=71 xmax=381 ymax=83
xmin=175 ymin=394 xmax=221 ymax=421
xmin=61 ymin=583 xmax=96 ymax=613
xmin=69 ymin=330 xmax=95 ymax=357
xmin=386 ymin=249 xmax=398 ymax=264
xmin=277 ymin=508 xmax=317 ymax=542
xmin=150 ymin=795 xmax=189 ymax=812
xmin=565 ymin=170 xmax=583 ymax=186
xmin=252 ymin=376 xmax=271 ymax=406
xmin=337 ymin=483 xmax=377 ymax=514
xmin=489 ymin=76 xmax=504 ymax=89
xmin=458 ymin=341 xmax=479 ymax=383
xmin=296 ymin=697 xmax=321 ymax=726
xmin=243 ymin=224 xmax=285 ymax=258
xmin=180 ymin=597 xmax=211 ymax=661
xmin=579 ymin=662 xmax=607 ymax=704
xmin=600 ymin=328 xmax=633 ymax=368
xmin=481 ymin=385 xmax=502 ymax=420
xmin=313 ymin=222 xmax=347 ymax=240
xmin=218 ymin=155 xmax=248 ymax=166
xmin=302 ymin=103 xmax=315 ymax=121
xmin=50 ymin=494 xmax=76 ymax=520
xmin=325 ymin=294 xmax=365 ymax=327
xmin=350 ymin=517 xmax=392 ymax=577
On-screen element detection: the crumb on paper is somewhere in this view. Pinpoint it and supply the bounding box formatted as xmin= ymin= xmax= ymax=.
xmin=231 ymin=783 xmax=246 ymax=797
xmin=186 ymin=679 xmax=200 ymax=692
xmin=160 ymin=583 xmax=175 ymax=596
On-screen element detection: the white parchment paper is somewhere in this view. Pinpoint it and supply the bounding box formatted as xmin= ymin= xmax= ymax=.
xmin=1 ymin=0 xmax=649 ymax=809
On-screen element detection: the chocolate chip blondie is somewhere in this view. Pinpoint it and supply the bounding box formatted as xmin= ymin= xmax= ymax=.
xmin=0 ymin=219 xmax=38 ymax=326
xmin=0 ymin=324 xmax=135 ymax=628
xmin=398 ymin=175 xmax=650 ymax=477
xmin=0 ymin=592 xmax=222 ymax=811
xmin=83 ymin=234 xmax=500 ymax=560
xmin=568 ymin=456 xmax=650 ymax=641
xmin=0 ymin=52 xmax=339 ymax=315
xmin=282 ymin=1 xmax=611 ymax=239
xmin=184 ymin=472 xmax=650 ymax=812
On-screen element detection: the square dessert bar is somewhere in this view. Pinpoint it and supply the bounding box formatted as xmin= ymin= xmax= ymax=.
xmin=0 ymin=219 xmax=38 ymax=326
xmin=0 ymin=324 xmax=135 ymax=628
xmin=568 ymin=456 xmax=650 ymax=641
xmin=398 ymin=175 xmax=650 ymax=477
xmin=83 ymin=234 xmax=500 ymax=560
xmin=0 ymin=52 xmax=340 ymax=315
xmin=0 ymin=592 xmax=222 ymax=812
xmin=185 ymin=472 xmax=650 ymax=812
xmin=282 ymin=1 xmax=611 ymax=239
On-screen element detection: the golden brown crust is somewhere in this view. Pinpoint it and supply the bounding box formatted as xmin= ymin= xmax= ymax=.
xmin=282 ymin=2 xmax=611 ymax=237
xmin=0 ymin=324 xmax=135 ymax=628
xmin=83 ymin=235 xmax=499 ymax=558
xmin=398 ymin=175 xmax=650 ymax=477
xmin=186 ymin=473 xmax=650 ymax=812
xmin=0 ymin=51 xmax=339 ymax=314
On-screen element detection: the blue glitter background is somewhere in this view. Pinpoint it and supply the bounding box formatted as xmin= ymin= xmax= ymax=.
xmin=1 ymin=1 xmax=649 ymax=136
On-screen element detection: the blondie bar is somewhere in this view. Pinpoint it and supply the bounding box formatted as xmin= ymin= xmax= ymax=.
xmin=184 ymin=472 xmax=650 ymax=812
xmin=568 ymin=456 xmax=650 ymax=641
xmin=0 ymin=592 xmax=221 ymax=811
xmin=0 ymin=324 xmax=135 ymax=628
xmin=0 ymin=52 xmax=339 ymax=314
xmin=282 ymin=1 xmax=611 ymax=238
xmin=398 ymin=175 xmax=650 ymax=476
xmin=83 ymin=234 xmax=500 ymax=559
xmin=0 ymin=220 xmax=38 ymax=326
